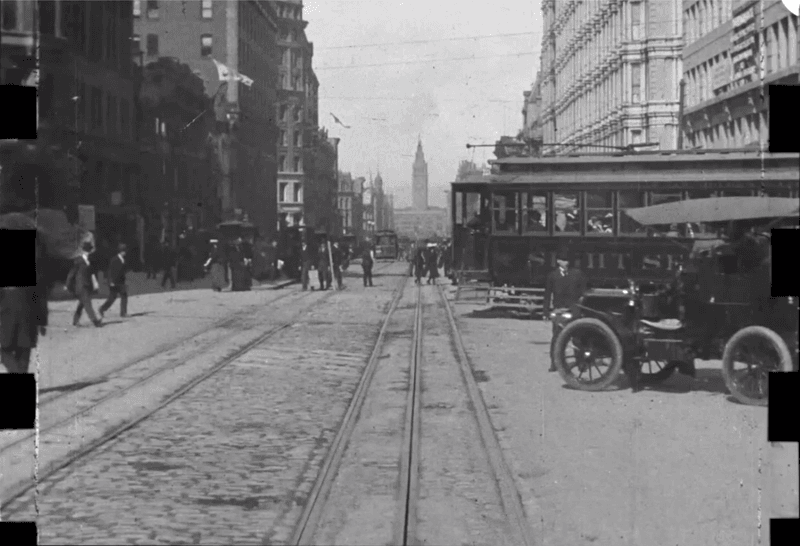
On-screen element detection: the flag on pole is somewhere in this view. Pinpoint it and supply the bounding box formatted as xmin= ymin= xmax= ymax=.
xmin=212 ymin=58 xmax=254 ymax=87
xmin=238 ymin=73 xmax=254 ymax=87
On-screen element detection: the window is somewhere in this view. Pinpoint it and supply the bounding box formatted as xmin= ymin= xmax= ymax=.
xmin=133 ymin=0 xmax=141 ymax=17
xmin=279 ymin=155 xmax=286 ymax=172
xmin=279 ymin=182 xmax=289 ymax=202
xmin=294 ymin=107 xmax=302 ymax=122
xmin=617 ymin=191 xmax=646 ymax=235
xmin=132 ymin=34 xmax=141 ymax=54
xmin=1 ymin=0 xmax=18 ymax=31
xmin=293 ymin=131 xmax=302 ymax=147
xmin=631 ymin=63 xmax=641 ymax=103
xmin=293 ymin=156 xmax=301 ymax=172
xmin=648 ymin=191 xmax=682 ymax=206
xmin=631 ymin=129 xmax=643 ymax=144
xmin=147 ymin=0 xmax=159 ymax=19
xmin=106 ymin=95 xmax=117 ymax=135
xmin=90 ymin=87 xmax=103 ymax=130
xmin=280 ymin=104 xmax=289 ymax=121
xmin=631 ymin=1 xmax=642 ymax=40
xmin=492 ymin=192 xmax=518 ymax=234
xmin=522 ymin=192 xmax=548 ymax=234
xmin=280 ymin=130 xmax=287 ymax=146
xmin=201 ymin=34 xmax=212 ymax=57
xmin=202 ymin=0 xmax=212 ymax=19
xmin=553 ymin=192 xmax=580 ymax=234
xmin=585 ymin=191 xmax=613 ymax=235
xmin=293 ymin=183 xmax=302 ymax=203
xmin=146 ymin=34 xmax=159 ymax=56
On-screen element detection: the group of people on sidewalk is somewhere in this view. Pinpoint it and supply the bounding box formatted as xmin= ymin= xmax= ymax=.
xmin=203 ymin=238 xmax=253 ymax=292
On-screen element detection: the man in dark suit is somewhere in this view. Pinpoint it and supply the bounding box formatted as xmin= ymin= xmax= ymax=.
xmin=0 ymin=241 xmax=49 ymax=373
xmin=331 ymin=242 xmax=345 ymax=290
xmin=99 ymin=243 xmax=128 ymax=318
xmin=543 ymin=247 xmax=587 ymax=371
xmin=72 ymin=242 xmax=102 ymax=327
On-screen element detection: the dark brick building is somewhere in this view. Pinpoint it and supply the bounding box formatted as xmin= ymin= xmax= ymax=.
xmin=133 ymin=0 xmax=280 ymax=241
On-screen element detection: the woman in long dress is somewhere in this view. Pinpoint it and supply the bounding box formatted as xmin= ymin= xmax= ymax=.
xmin=205 ymin=241 xmax=226 ymax=291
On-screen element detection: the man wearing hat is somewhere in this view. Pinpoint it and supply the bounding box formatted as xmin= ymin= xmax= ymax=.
xmin=543 ymin=246 xmax=586 ymax=371
xmin=99 ymin=243 xmax=129 ymax=318
xmin=72 ymin=241 xmax=103 ymax=327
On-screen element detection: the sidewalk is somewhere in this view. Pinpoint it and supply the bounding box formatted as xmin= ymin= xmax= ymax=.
xmin=28 ymin=273 xmax=296 ymax=392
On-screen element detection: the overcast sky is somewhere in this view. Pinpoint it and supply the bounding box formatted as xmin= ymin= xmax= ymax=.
xmin=304 ymin=0 xmax=541 ymax=208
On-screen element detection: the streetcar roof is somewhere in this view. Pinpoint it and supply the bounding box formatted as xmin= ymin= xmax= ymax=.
xmin=624 ymin=196 xmax=800 ymax=225
xmin=489 ymin=150 xmax=800 ymax=166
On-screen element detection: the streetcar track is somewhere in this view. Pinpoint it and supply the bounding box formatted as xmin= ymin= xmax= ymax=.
xmin=0 ymin=264 xmax=398 ymax=513
xmin=292 ymin=281 xmax=535 ymax=546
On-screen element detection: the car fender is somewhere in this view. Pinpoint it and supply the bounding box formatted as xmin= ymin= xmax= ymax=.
xmin=575 ymin=304 xmax=637 ymax=352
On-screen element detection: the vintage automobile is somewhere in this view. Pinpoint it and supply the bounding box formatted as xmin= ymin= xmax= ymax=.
xmin=550 ymin=196 xmax=799 ymax=406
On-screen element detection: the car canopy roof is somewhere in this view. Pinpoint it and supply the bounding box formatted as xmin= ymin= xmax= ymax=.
xmin=624 ymin=196 xmax=799 ymax=226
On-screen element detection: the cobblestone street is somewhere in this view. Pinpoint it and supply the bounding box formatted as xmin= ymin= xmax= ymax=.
xmin=1 ymin=263 xmax=796 ymax=545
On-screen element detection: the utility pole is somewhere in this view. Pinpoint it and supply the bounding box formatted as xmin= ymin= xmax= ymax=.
xmin=677 ymin=78 xmax=686 ymax=150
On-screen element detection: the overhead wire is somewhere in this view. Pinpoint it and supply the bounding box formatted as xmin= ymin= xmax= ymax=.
xmin=314 ymin=50 xmax=539 ymax=70
xmin=315 ymin=31 xmax=540 ymax=50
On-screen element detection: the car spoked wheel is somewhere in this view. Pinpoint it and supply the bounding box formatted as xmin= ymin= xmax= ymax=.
xmin=638 ymin=360 xmax=678 ymax=384
xmin=722 ymin=326 xmax=793 ymax=407
xmin=553 ymin=318 xmax=623 ymax=391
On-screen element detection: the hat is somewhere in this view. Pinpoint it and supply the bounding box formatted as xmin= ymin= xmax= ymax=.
xmin=118 ymin=243 xmax=127 ymax=253
xmin=555 ymin=246 xmax=570 ymax=261
xmin=81 ymin=241 xmax=94 ymax=252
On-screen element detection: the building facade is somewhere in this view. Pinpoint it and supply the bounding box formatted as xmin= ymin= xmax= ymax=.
xmin=538 ymin=0 xmax=684 ymax=154
xmin=521 ymin=71 xmax=544 ymax=154
xmin=133 ymin=0 xmax=280 ymax=240
xmin=275 ymin=0 xmax=318 ymax=229
xmin=1 ymin=1 xmax=141 ymax=259
xmin=393 ymin=208 xmax=448 ymax=240
xmin=411 ymin=138 xmax=428 ymax=210
xmin=681 ymin=0 xmax=799 ymax=149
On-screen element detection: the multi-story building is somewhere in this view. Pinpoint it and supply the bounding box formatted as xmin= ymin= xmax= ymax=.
xmin=133 ymin=0 xmax=280 ymax=240
xmin=681 ymin=0 xmax=799 ymax=149
xmin=337 ymin=171 xmax=356 ymax=236
xmin=1 ymin=1 xmax=141 ymax=260
xmin=275 ymin=0 xmax=318 ymax=229
xmin=538 ymin=0 xmax=684 ymax=154
xmin=138 ymin=57 xmax=214 ymax=247
xmin=521 ymin=71 xmax=544 ymax=154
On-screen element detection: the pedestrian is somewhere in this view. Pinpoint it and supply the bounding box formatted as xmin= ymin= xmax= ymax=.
xmin=543 ymin=247 xmax=586 ymax=372
xmin=408 ymin=245 xmax=415 ymax=277
xmin=0 ymin=241 xmax=49 ymax=373
xmin=361 ymin=244 xmax=375 ymax=287
xmin=331 ymin=242 xmax=345 ymax=290
xmin=414 ymin=247 xmax=426 ymax=285
xmin=99 ymin=243 xmax=128 ymax=318
xmin=427 ymin=245 xmax=439 ymax=285
xmin=70 ymin=241 xmax=103 ymax=327
xmin=317 ymin=242 xmax=332 ymax=290
xmin=442 ymin=243 xmax=452 ymax=279
xmin=144 ymin=240 xmax=159 ymax=279
xmin=229 ymin=238 xmax=251 ymax=291
xmin=300 ymin=242 xmax=312 ymax=290
xmin=160 ymin=242 xmax=177 ymax=289
xmin=204 ymin=240 xmax=226 ymax=292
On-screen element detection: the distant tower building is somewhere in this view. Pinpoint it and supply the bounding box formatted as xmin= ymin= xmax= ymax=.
xmin=412 ymin=138 xmax=428 ymax=210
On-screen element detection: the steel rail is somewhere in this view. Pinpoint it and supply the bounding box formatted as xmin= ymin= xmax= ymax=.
xmin=436 ymin=284 xmax=538 ymax=546
xmin=290 ymin=272 xmax=410 ymax=545
xmin=0 ymin=268 xmax=391 ymax=513
xmin=396 ymin=284 xmax=423 ymax=545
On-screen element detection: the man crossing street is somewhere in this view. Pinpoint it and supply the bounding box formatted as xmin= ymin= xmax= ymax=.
xmin=99 ymin=243 xmax=129 ymax=318
xmin=361 ymin=244 xmax=375 ymax=287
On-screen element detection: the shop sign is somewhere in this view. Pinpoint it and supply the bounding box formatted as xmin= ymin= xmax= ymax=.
xmin=712 ymin=59 xmax=733 ymax=91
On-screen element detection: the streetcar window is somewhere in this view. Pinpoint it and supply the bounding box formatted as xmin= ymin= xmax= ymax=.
xmin=553 ymin=192 xmax=580 ymax=234
xmin=492 ymin=192 xmax=519 ymax=234
xmin=647 ymin=192 xmax=682 ymax=205
xmin=722 ymin=189 xmax=755 ymax=197
xmin=585 ymin=191 xmax=613 ymax=236
xmin=617 ymin=191 xmax=646 ymax=236
xmin=761 ymin=188 xmax=791 ymax=197
xmin=522 ymin=192 xmax=548 ymax=234
xmin=455 ymin=192 xmax=465 ymax=225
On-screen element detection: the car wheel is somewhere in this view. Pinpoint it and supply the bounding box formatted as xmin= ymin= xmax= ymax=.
xmin=722 ymin=325 xmax=793 ymax=406
xmin=552 ymin=318 xmax=624 ymax=391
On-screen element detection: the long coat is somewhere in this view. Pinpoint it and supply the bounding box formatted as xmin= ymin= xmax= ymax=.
xmin=73 ymin=256 xmax=95 ymax=295
xmin=0 ymin=284 xmax=48 ymax=349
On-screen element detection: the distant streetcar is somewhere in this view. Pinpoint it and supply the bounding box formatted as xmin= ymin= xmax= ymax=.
xmin=374 ymin=230 xmax=399 ymax=260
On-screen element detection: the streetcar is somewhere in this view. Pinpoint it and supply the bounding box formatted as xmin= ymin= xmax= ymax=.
xmin=450 ymin=150 xmax=799 ymax=303
xmin=374 ymin=230 xmax=400 ymax=260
